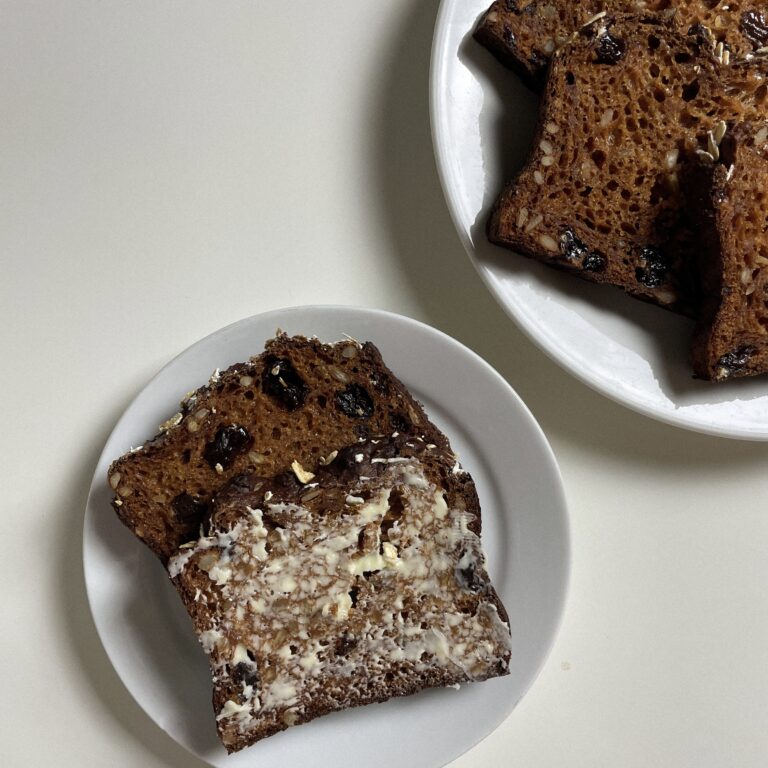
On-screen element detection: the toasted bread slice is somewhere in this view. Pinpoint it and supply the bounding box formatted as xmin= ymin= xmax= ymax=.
xmin=689 ymin=122 xmax=768 ymax=380
xmin=168 ymin=436 xmax=512 ymax=752
xmin=487 ymin=14 xmax=768 ymax=314
xmin=474 ymin=0 xmax=766 ymax=88
xmin=108 ymin=335 xmax=446 ymax=562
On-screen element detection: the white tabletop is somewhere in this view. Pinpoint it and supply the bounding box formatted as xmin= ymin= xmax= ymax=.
xmin=3 ymin=2 xmax=768 ymax=766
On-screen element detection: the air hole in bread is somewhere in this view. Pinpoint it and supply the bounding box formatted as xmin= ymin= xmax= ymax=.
xmin=682 ymin=78 xmax=700 ymax=101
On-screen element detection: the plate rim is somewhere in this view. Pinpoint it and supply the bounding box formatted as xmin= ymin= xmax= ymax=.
xmin=83 ymin=303 xmax=571 ymax=766
xmin=429 ymin=0 xmax=768 ymax=442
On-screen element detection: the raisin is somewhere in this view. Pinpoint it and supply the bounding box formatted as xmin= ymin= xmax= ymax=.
xmin=594 ymin=32 xmax=626 ymax=64
xmin=456 ymin=551 xmax=486 ymax=593
xmin=171 ymin=492 xmax=209 ymax=525
xmin=687 ymin=23 xmax=705 ymax=43
xmin=334 ymin=634 xmax=358 ymax=656
xmin=369 ymin=370 xmax=389 ymax=394
xmin=560 ymin=229 xmax=588 ymax=261
xmin=582 ymin=252 xmax=606 ymax=271
xmin=741 ymin=10 xmax=768 ymax=48
xmin=634 ymin=246 xmax=669 ymax=287
xmin=560 ymin=229 xmax=605 ymax=272
xmin=335 ymin=384 xmax=374 ymax=418
xmin=503 ymin=0 xmax=517 ymax=11
xmin=261 ymin=355 xmax=308 ymax=411
xmin=202 ymin=424 xmax=252 ymax=470
xmin=716 ymin=346 xmax=755 ymax=375
xmin=389 ymin=411 xmax=410 ymax=433
xmin=502 ymin=24 xmax=515 ymax=48
xmin=231 ymin=662 xmax=259 ymax=689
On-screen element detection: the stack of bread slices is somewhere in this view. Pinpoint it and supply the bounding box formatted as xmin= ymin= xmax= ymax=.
xmin=475 ymin=1 xmax=768 ymax=381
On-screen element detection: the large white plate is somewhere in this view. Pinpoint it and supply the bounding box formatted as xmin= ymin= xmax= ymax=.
xmin=430 ymin=0 xmax=768 ymax=440
xmin=83 ymin=306 xmax=569 ymax=768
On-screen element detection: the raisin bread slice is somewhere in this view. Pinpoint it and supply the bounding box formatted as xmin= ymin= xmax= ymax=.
xmin=487 ymin=14 xmax=768 ymax=314
xmin=689 ymin=122 xmax=768 ymax=380
xmin=108 ymin=335 xmax=447 ymax=563
xmin=474 ymin=0 xmax=767 ymax=88
xmin=168 ymin=436 xmax=512 ymax=753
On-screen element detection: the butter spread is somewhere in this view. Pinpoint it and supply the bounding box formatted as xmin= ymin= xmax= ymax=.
xmin=167 ymin=450 xmax=511 ymax=741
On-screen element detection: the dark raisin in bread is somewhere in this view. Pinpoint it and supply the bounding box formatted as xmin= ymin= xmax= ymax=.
xmin=487 ymin=14 xmax=768 ymax=315
xmin=474 ymin=0 xmax=767 ymax=89
xmin=168 ymin=435 xmax=512 ymax=752
xmin=688 ymin=122 xmax=768 ymax=380
xmin=108 ymin=335 xmax=447 ymax=563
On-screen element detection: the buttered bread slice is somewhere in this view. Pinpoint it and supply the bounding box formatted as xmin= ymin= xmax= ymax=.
xmin=168 ymin=436 xmax=512 ymax=752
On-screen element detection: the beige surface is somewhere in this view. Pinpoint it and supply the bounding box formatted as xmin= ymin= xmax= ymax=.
xmin=3 ymin=1 xmax=768 ymax=765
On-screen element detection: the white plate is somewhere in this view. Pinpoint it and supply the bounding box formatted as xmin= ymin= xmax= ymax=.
xmin=430 ymin=0 xmax=768 ymax=440
xmin=83 ymin=305 xmax=569 ymax=768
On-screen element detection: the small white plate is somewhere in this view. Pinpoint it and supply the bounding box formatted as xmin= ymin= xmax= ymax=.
xmin=431 ymin=0 xmax=768 ymax=440
xmin=83 ymin=305 xmax=569 ymax=768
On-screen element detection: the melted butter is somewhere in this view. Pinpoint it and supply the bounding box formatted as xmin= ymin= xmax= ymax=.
xmin=263 ymin=678 xmax=298 ymax=709
xmin=357 ymin=489 xmax=391 ymax=523
xmin=277 ymin=574 xmax=298 ymax=593
xmin=299 ymin=650 xmax=321 ymax=672
xmin=232 ymin=643 xmax=249 ymax=664
xmin=207 ymin=562 xmax=233 ymax=586
xmin=216 ymin=700 xmax=252 ymax=722
xmin=199 ymin=629 xmax=224 ymax=653
xmin=424 ymin=628 xmax=450 ymax=662
xmin=347 ymin=551 xmax=387 ymax=576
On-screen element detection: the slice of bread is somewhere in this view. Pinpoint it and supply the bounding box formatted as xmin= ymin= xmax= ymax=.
xmin=168 ymin=435 xmax=512 ymax=752
xmin=487 ymin=14 xmax=768 ymax=314
xmin=474 ymin=1 xmax=766 ymax=88
xmin=108 ymin=335 xmax=447 ymax=563
xmin=689 ymin=122 xmax=768 ymax=380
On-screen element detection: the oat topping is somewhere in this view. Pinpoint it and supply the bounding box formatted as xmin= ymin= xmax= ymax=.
xmin=159 ymin=412 xmax=183 ymax=432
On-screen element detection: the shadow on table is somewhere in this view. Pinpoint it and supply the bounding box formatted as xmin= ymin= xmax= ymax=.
xmin=370 ymin=0 xmax=768 ymax=467
xmin=55 ymin=403 xmax=209 ymax=768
